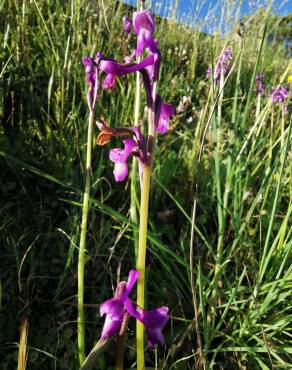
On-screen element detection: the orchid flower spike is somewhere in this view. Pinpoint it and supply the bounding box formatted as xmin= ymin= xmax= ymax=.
xmin=254 ymin=73 xmax=266 ymax=95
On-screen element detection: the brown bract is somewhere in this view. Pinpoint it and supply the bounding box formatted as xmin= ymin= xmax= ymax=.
xmin=96 ymin=118 xmax=133 ymax=146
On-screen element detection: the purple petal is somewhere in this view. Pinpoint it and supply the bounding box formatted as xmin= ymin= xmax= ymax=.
xmin=144 ymin=48 xmax=160 ymax=81
xmin=99 ymin=60 xmax=118 ymax=74
xmin=117 ymin=55 xmax=155 ymax=76
xmin=99 ymin=281 xmax=127 ymax=339
xmin=133 ymin=10 xmax=155 ymax=56
xmin=113 ymin=162 xmax=129 ymax=182
xmin=103 ymin=73 xmax=117 ymax=90
xmin=157 ymin=103 xmax=174 ymax=134
xmin=124 ymin=300 xmax=169 ymax=347
xmin=124 ymin=269 xmax=140 ymax=296
xmin=142 ymin=306 xmax=169 ymax=347
xmin=100 ymin=312 xmax=122 ymax=339
xmin=123 ymin=16 xmax=132 ymax=34
xmin=122 ymin=138 xmax=138 ymax=160
xmin=109 ymin=148 xmax=124 ymax=163
xmin=82 ymin=57 xmax=93 ymax=66
xmin=147 ymin=328 xmax=165 ymax=347
xmin=141 ymin=306 xmax=169 ymax=329
xmin=110 ymin=140 xmax=137 ymax=182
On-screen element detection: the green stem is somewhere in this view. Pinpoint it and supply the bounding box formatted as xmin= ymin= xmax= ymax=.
xmin=78 ymin=108 xmax=95 ymax=366
xmin=131 ymin=58 xmax=142 ymax=260
xmin=136 ymin=164 xmax=152 ymax=370
xmin=116 ymin=336 xmax=125 ymax=370
xmin=213 ymin=74 xmax=224 ymax=292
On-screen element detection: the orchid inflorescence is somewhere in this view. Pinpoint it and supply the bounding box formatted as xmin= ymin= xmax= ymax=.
xmin=254 ymin=73 xmax=266 ymax=95
xmin=270 ymin=86 xmax=289 ymax=103
xmin=81 ymin=8 xmax=171 ymax=352
xmin=270 ymin=85 xmax=290 ymax=115
xmin=206 ymin=47 xmax=233 ymax=85
xmin=82 ymin=9 xmax=174 ymax=182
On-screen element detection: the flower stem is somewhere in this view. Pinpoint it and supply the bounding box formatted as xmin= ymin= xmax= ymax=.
xmin=116 ymin=336 xmax=125 ymax=370
xmin=131 ymin=57 xmax=142 ymax=259
xmin=136 ymin=164 xmax=152 ymax=370
xmin=78 ymin=108 xmax=95 ymax=366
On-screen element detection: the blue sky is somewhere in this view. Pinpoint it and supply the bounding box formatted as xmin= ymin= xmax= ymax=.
xmin=124 ymin=0 xmax=292 ymax=32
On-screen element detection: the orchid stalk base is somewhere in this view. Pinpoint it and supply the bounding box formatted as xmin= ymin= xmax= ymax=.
xmin=78 ymin=109 xmax=94 ymax=366
xmin=136 ymin=164 xmax=152 ymax=370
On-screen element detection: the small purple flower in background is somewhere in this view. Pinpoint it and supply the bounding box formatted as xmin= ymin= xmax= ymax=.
xmin=133 ymin=10 xmax=156 ymax=56
xmin=98 ymin=269 xmax=169 ymax=346
xmin=254 ymin=73 xmax=266 ymax=95
xmin=123 ymin=16 xmax=132 ymax=34
xmin=283 ymin=105 xmax=289 ymax=115
xmin=207 ymin=47 xmax=233 ymax=85
xmin=270 ymin=86 xmax=289 ymax=103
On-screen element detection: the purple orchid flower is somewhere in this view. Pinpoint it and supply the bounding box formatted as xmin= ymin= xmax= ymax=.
xmin=123 ymin=16 xmax=132 ymax=34
xmin=100 ymin=269 xmax=140 ymax=339
xmin=109 ymin=139 xmax=138 ymax=182
xmin=133 ymin=10 xmax=156 ymax=56
xmin=125 ymin=300 xmax=169 ymax=347
xmin=254 ymin=73 xmax=266 ymax=95
xmin=270 ymin=86 xmax=289 ymax=103
xmin=96 ymin=120 xmax=149 ymax=182
xmin=108 ymin=125 xmax=150 ymax=182
xmin=97 ymin=53 xmax=155 ymax=90
xmin=99 ymin=269 xmax=169 ymax=347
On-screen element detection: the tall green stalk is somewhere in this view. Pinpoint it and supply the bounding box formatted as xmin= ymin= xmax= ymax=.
xmin=78 ymin=108 xmax=95 ymax=366
xmin=131 ymin=60 xmax=142 ymax=260
xmin=136 ymin=164 xmax=151 ymax=370
xmin=136 ymin=81 xmax=157 ymax=370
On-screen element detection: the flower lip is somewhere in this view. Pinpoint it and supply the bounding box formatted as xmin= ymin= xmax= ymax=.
xmin=109 ymin=139 xmax=138 ymax=182
xmin=99 ymin=270 xmax=140 ymax=339
xmin=124 ymin=299 xmax=169 ymax=347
